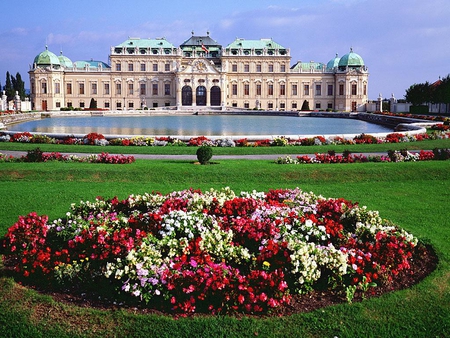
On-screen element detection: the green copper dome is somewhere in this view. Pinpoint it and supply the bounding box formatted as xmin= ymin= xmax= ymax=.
xmin=33 ymin=46 xmax=61 ymax=67
xmin=338 ymin=48 xmax=364 ymax=69
xmin=58 ymin=51 xmax=73 ymax=68
xmin=326 ymin=53 xmax=340 ymax=70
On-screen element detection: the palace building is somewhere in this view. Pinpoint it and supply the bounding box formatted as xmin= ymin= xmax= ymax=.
xmin=29 ymin=32 xmax=369 ymax=112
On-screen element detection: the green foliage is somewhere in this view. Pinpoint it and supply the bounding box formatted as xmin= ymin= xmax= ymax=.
xmin=301 ymin=100 xmax=310 ymax=111
xmin=89 ymin=98 xmax=97 ymax=109
xmin=196 ymin=145 xmax=213 ymax=164
xmin=24 ymin=147 xmax=44 ymax=162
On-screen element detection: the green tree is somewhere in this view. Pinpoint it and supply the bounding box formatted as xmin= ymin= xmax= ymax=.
xmin=404 ymin=82 xmax=431 ymax=106
xmin=89 ymin=98 xmax=97 ymax=109
xmin=4 ymin=72 xmax=14 ymax=101
xmin=301 ymin=100 xmax=310 ymax=111
xmin=432 ymin=75 xmax=450 ymax=113
xmin=14 ymin=72 xmax=26 ymax=100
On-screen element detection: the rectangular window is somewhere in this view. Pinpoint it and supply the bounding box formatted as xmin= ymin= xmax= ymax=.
xmin=67 ymin=101 xmax=72 ymax=108
xmin=128 ymin=63 xmax=134 ymax=71
xmin=153 ymin=102 xmax=158 ymax=108
xmin=280 ymin=64 xmax=286 ymax=72
xmin=128 ymin=102 xmax=134 ymax=109
xmin=280 ymin=102 xmax=285 ymax=109
xmin=304 ymin=84 xmax=310 ymax=96
xmin=91 ymin=83 xmax=97 ymax=95
xmin=268 ymin=103 xmax=273 ymax=109
xmin=256 ymin=84 xmax=261 ymax=96
xmin=268 ymin=64 xmax=274 ymax=72
xmin=315 ymin=102 xmax=321 ymax=109
xmin=152 ymin=83 xmax=158 ymax=96
xmin=104 ymin=83 xmax=110 ymax=95
xmin=268 ymin=84 xmax=273 ymax=96
xmin=80 ymin=101 xmax=85 ymax=108
xmin=116 ymin=102 xmax=122 ymax=109
xmin=280 ymin=84 xmax=285 ymax=96
xmin=244 ymin=64 xmax=249 ymax=72
xmin=327 ymin=84 xmax=333 ymax=96
xmin=79 ymin=83 xmax=84 ymax=95
xmin=352 ymin=84 xmax=357 ymax=95
xmin=244 ymin=84 xmax=249 ymax=96
xmin=140 ymin=83 xmax=146 ymax=95
xmin=141 ymin=63 xmax=146 ymax=71
xmin=256 ymin=64 xmax=261 ymax=72
xmin=104 ymin=102 xmax=110 ymax=108
xmin=292 ymin=102 xmax=297 ymax=109
xmin=363 ymin=84 xmax=367 ymax=96
xmin=165 ymin=83 xmax=170 ymax=95
xmin=116 ymin=63 xmax=121 ymax=71
xmin=165 ymin=63 xmax=170 ymax=72
xmin=232 ymin=84 xmax=238 ymax=95
xmin=116 ymin=83 xmax=121 ymax=95
xmin=339 ymin=84 xmax=344 ymax=95
xmin=56 ymin=102 xmax=61 ymax=108
xmin=54 ymin=82 xmax=60 ymax=94
xmin=42 ymin=82 xmax=47 ymax=94
xmin=128 ymin=83 xmax=134 ymax=95
xmin=244 ymin=102 xmax=249 ymax=109
xmin=292 ymin=84 xmax=298 ymax=96
xmin=153 ymin=63 xmax=158 ymax=72
xmin=315 ymin=84 xmax=321 ymax=96
xmin=67 ymin=83 xmax=72 ymax=95
xmin=328 ymin=103 xmax=333 ymax=109
xmin=232 ymin=64 xmax=237 ymax=72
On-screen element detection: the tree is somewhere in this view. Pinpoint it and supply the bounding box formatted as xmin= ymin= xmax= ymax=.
xmin=404 ymin=82 xmax=431 ymax=106
xmin=301 ymin=100 xmax=310 ymax=111
xmin=89 ymin=98 xmax=97 ymax=109
xmin=4 ymin=72 xmax=14 ymax=101
xmin=14 ymin=72 xmax=26 ymax=100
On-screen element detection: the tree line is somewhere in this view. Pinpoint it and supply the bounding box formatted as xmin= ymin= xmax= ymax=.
xmin=405 ymin=75 xmax=450 ymax=109
xmin=1 ymin=71 xmax=26 ymax=102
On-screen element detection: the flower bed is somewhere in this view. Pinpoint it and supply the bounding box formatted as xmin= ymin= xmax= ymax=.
xmin=1 ymin=187 xmax=424 ymax=316
xmin=276 ymin=149 xmax=450 ymax=164
xmin=0 ymin=150 xmax=135 ymax=164
xmin=1 ymin=129 xmax=450 ymax=147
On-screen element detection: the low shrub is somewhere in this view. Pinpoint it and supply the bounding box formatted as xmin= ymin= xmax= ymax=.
xmin=196 ymin=146 xmax=213 ymax=164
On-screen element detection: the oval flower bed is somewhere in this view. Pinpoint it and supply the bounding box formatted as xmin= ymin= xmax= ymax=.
xmin=1 ymin=188 xmax=431 ymax=316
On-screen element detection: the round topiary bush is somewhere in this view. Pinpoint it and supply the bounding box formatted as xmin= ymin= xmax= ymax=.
xmin=196 ymin=146 xmax=213 ymax=164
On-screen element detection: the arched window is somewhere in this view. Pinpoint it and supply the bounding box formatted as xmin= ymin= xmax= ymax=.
xmin=210 ymin=86 xmax=221 ymax=106
xmin=182 ymin=86 xmax=192 ymax=106
xmin=196 ymin=86 xmax=207 ymax=106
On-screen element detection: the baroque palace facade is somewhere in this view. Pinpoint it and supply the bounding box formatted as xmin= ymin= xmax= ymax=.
xmin=29 ymin=32 xmax=369 ymax=112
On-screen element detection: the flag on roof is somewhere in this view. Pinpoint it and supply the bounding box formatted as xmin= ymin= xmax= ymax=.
xmin=201 ymin=43 xmax=208 ymax=53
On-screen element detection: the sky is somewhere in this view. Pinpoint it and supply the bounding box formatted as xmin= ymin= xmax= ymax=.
xmin=1 ymin=0 xmax=449 ymax=100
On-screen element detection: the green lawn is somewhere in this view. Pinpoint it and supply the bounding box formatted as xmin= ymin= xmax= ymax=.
xmin=0 ymin=158 xmax=450 ymax=337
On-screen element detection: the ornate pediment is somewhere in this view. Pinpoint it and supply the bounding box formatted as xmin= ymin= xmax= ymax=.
xmin=180 ymin=58 xmax=220 ymax=75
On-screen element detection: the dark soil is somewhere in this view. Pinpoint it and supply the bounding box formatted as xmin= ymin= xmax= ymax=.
xmin=2 ymin=243 xmax=438 ymax=318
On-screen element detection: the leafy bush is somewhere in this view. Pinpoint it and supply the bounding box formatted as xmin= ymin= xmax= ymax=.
xmin=25 ymin=147 xmax=44 ymax=162
xmin=196 ymin=146 xmax=213 ymax=164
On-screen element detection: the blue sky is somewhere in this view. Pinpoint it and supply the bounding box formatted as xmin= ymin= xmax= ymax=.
xmin=1 ymin=0 xmax=449 ymax=100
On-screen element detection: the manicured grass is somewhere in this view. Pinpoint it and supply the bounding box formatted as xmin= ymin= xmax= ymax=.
xmin=1 ymin=137 xmax=450 ymax=155
xmin=0 ymin=159 xmax=450 ymax=337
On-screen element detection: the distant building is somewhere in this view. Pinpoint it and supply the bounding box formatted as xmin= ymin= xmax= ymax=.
xmin=29 ymin=32 xmax=369 ymax=112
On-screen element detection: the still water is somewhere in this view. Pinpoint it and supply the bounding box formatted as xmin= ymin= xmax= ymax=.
xmin=10 ymin=115 xmax=393 ymax=136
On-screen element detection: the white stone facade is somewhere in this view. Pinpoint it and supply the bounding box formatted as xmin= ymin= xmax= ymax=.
xmin=29 ymin=34 xmax=369 ymax=112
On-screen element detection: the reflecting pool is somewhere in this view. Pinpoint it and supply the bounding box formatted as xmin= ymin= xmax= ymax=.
xmin=10 ymin=115 xmax=393 ymax=136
